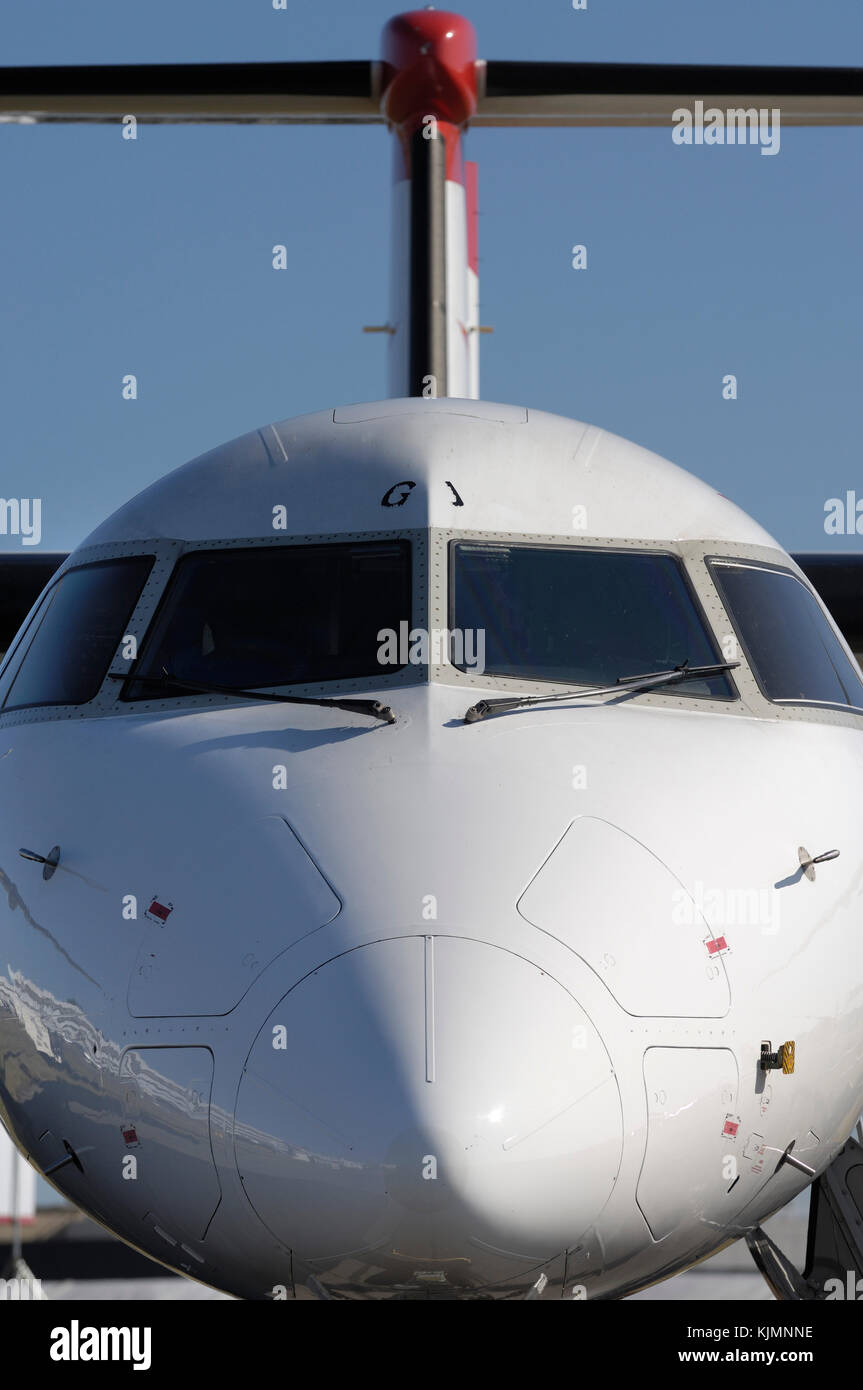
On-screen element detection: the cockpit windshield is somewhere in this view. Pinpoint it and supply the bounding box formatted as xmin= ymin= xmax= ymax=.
xmin=124 ymin=541 xmax=411 ymax=700
xmin=710 ymin=560 xmax=863 ymax=709
xmin=450 ymin=542 xmax=734 ymax=697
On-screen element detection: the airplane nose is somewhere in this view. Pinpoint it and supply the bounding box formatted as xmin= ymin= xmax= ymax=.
xmin=234 ymin=937 xmax=623 ymax=1292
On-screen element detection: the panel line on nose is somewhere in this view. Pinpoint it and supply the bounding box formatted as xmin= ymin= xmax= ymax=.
xmin=424 ymin=934 xmax=436 ymax=1083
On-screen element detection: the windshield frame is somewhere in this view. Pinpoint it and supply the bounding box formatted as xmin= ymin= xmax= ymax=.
xmin=119 ymin=535 xmax=419 ymax=704
xmin=441 ymin=532 xmax=739 ymax=705
xmin=0 ymin=531 xmax=428 ymax=725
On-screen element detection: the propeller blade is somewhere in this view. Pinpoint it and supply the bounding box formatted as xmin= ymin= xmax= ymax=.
xmin=0 ymin=60 xmax=382 ymax=124
xmin=475 ymin=60 xmax=863 ymax=126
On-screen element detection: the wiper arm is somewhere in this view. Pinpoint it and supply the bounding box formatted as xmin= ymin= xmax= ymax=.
xmin=107 ymin=671 xmax=396 ymax=724
xmin=464 ymin=661 xmax=739 ymax=724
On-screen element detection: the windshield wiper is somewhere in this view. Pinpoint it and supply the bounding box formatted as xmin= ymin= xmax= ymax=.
xmin=108 ymin=671 xmax=396 ymax=724
xmin=464 ymin=661 xmax=739 ymax=724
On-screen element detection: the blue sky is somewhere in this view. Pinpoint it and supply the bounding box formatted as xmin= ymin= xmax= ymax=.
xmin=0 ymin=0 xmax=861 ymax=552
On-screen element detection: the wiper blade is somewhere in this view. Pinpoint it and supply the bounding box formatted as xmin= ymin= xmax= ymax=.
xmin=464 ymin=661 xmax=738 ymax=724
xmin=107 ymin=671 xmax=396 ymax=724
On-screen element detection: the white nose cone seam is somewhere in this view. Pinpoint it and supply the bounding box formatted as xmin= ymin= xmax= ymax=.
xmin=234 ymin=936 xmax=622 ymax=1289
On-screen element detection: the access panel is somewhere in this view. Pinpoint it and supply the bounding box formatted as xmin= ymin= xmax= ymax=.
xmin=518 ymin=818 xmax=730 ymax=1017
xmin=636 ymin=1047 xmax=739 ymax=1240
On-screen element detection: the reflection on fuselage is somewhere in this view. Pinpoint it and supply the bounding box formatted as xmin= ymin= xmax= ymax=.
xmin=1 ymin=401 xmax=862 ymax=1299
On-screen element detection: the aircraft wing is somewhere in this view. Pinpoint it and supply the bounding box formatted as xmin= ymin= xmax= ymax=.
xmin=794 ymin=553 xmax=863 ymax=665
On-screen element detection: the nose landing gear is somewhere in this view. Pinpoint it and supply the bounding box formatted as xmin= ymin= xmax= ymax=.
xmin=746 ymin=1132 xmax=863 ymax=1300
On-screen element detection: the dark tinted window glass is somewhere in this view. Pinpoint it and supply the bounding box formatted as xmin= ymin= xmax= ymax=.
xmin=711 ymin=562 xmax=863 ymax=707
xmin=0 ymin=555 xmax=65 ymax=664
xmin=450 ymin=543 xmax=732 ymax=696
xmin=126 ymin=542 xmax=411 ymax=699
xmin=2 ymin=558 xmax=153 ymax=710
xmin=0 ymin=590 xmax=51 ymax=707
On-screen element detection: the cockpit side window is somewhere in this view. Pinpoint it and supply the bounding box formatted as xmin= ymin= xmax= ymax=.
xmin=449 ymin=542 xmax=735 ymax=697
xmin=123 ymin=541 xmax=411 ymax=700
xmin=0 ymin=557 xmax=154 ymax=711
xmin=709 ymin=560 xmax=863 ymax=710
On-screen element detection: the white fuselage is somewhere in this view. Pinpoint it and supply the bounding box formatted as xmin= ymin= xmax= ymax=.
xmin=1 ymin=399 xmax=861 ymax=1300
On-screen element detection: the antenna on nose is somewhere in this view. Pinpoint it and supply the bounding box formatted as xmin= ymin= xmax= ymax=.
xmin=798 ymin=845 xmax=840 ymax=881
xmin=18 ymin=844 xmax=61 ymax=880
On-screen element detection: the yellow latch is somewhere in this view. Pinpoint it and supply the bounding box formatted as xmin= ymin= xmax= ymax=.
xmin=760 ymin=1040 xmax=796 ymax=1074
